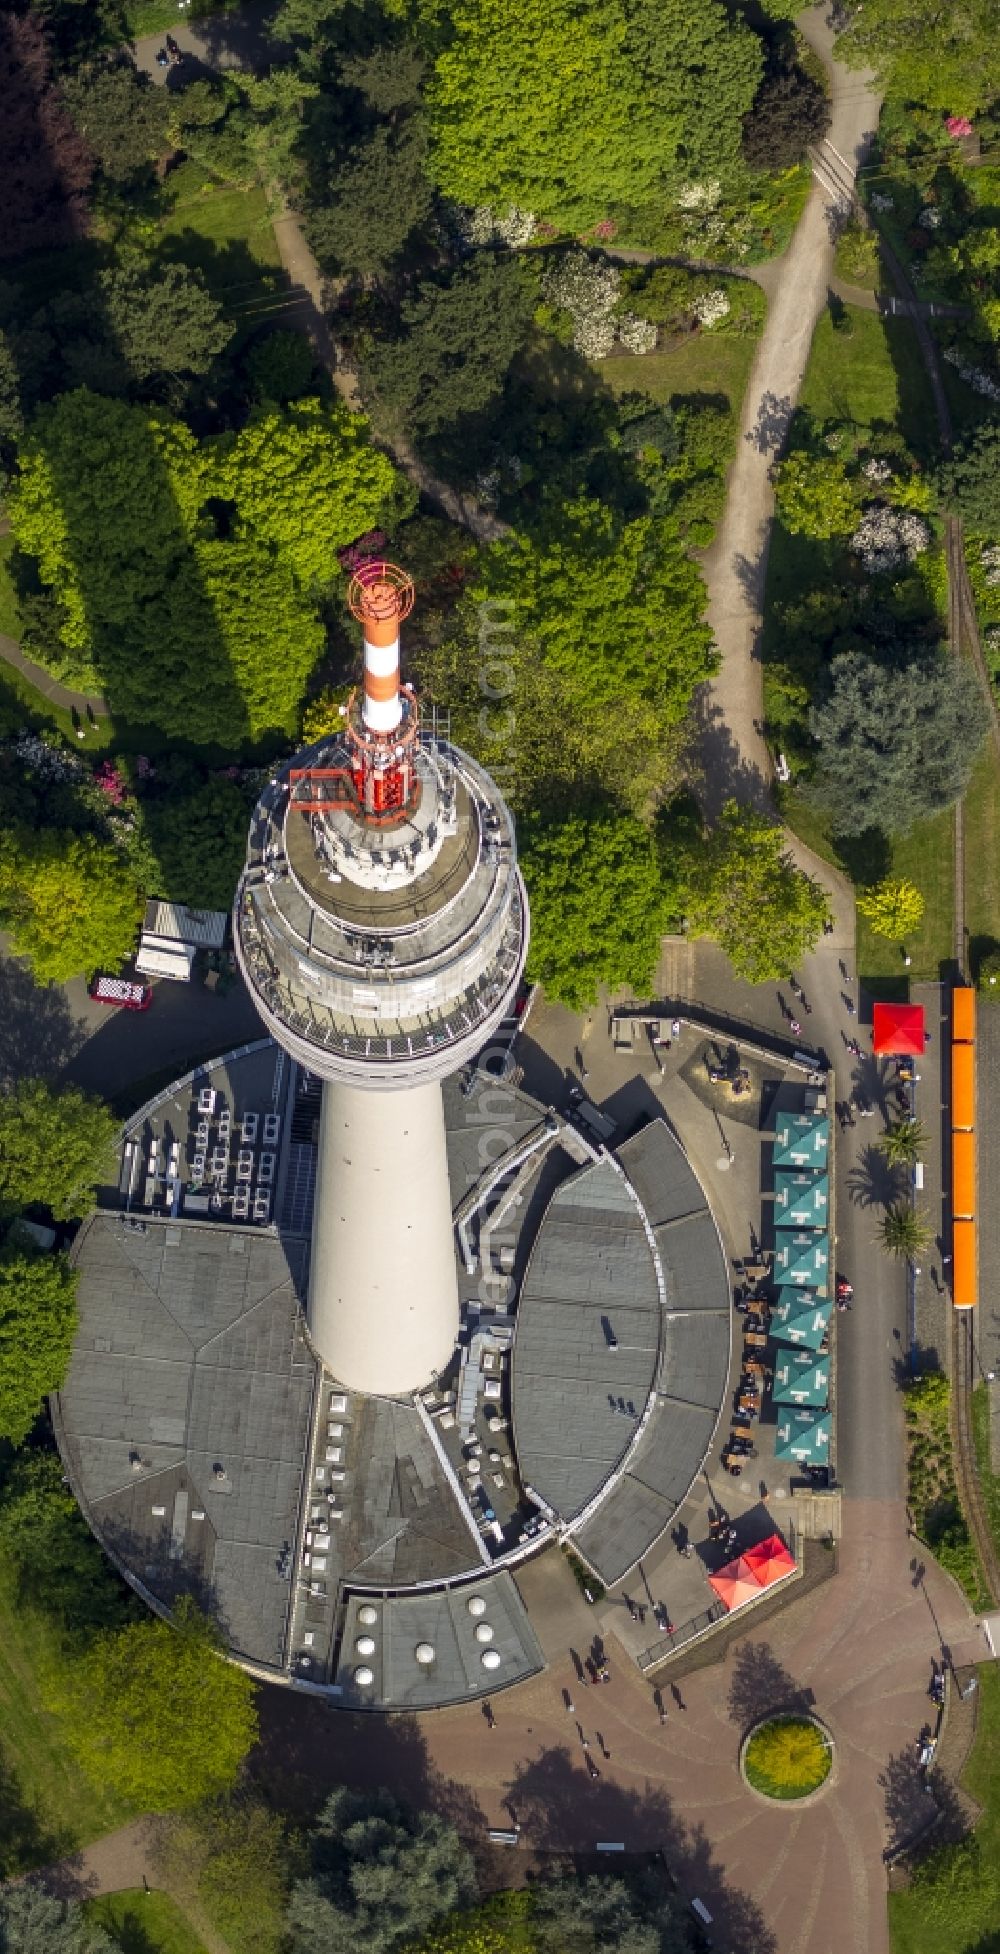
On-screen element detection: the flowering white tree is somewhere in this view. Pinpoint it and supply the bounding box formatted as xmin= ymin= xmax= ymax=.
xmin=542 ymin=250 xmax=654 ymax=358
xmin=616 ymin=312 xmax=658 ymax=354
xmin=944 ymin=346 xmax=1000 ymax=404
xmin=693 ymin=289 xmax=731 ymax=329
xmin=851 ymin=504 xmax=932 ymax=574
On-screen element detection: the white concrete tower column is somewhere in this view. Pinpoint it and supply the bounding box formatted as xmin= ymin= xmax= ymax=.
xmin=308 ymin=1079 xmax=459 ymax=1394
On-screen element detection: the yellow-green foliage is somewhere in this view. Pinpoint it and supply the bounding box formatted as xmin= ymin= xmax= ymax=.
xmin=408 ymin=1891 xmax=534 ymax=1954
xmin=857 ymin=875 xmax=925 ymax=940
xmin=744 ymin=1717 xmax=831 ymax=1798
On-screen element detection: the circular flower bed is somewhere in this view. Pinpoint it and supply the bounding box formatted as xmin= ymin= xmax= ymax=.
xmin=741 ymin=1715 xmax=833 ymax=1801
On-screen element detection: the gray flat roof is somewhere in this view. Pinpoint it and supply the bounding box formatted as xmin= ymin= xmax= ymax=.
xmin=512 ymin=1159 xmax=661 ymax=1520
xmin=333 ymin=1571 xmax=544 ymax=1710
xmin=512 ymin=1121 xmax=730 ymax=1584
xmin=56 ymin=1214 xmax=316 ymax=1670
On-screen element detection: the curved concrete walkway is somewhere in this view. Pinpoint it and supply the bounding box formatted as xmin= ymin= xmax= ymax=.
xmin=697 ymin=5 xmax=880 ymax=822
xmin=0 ymin=630 xmax=107 ymax=715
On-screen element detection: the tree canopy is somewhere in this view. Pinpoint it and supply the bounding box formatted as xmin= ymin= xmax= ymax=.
xmin=0 ymin=1077 xmax=118 ymax=1221
xmin=857 ymin=875 xmax=924 ymax=940
xmin=307 ymin=119 xmax=433 ymax=280
xmin=772 ymin=453 xmax=860 ymax=539
xmin=44 ymin=1598 xmax=258 ymax=1809
xmin=362 ymin=256 xmax=535 ymax=439
xmin=423 ymin=0 xmax=761 ymax=230
xmin=936 ymin=420 xmax=1000 ymax=531
xmin=0 ymin=1450 xmax=132 ymax=1637
xmin=679 ymin=801 xmax=830 ymax=985
xmin=834 ymin=0 xmax=996 ymax=113
xmin=98 ymin=256 xmax=233 ymax=384
xmin=808 ymin=649 xmax=985 ymax=836
xmin=417 ymin=497 xmax=715 ymax=815
xmin=60 ymin=59 xmax=168 ymax=182
xmin=521 ymin=802 xmax=676 ymax=1009
xmin=0 ymin=1884 xmax=115 ymax=1954
xmin=0 ymin=826 xmax=142 ymax=983
xmin=7 ymin=390 xmax=403 ymax=741
xmin=0 ymin=1246 xmax=78 ymax=1444
xmin=288 ymin=1786 xmax=476 ymax=1954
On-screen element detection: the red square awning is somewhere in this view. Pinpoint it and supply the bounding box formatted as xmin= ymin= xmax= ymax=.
xmin=872 ymin=1002 xmax=925 ymax=1056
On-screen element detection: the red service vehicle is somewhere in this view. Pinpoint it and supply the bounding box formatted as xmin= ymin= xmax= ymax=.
xmin=88 ymin=973 xmax=153 ymax=1012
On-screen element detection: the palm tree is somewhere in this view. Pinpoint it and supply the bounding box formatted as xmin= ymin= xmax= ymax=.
xmin=877 ymin=1118 xmax=928 ymax=1168
xmin=879 ymin=1204 xmax=933 ymax=1260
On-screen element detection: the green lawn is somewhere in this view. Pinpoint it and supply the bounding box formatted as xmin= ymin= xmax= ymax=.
xmin=779 ymin=789 xmax=953 ymax=986
xmin=602 ymin=325 xmax=760 ymax=415
xmin=888 ymin=1662 xmax=1000 ymax=1954
xmin=0 ymin=532 xmax=19 ymax=641
xmin=124 ymin=0 xmax=239 ymax=36
xmin=798 ymin=304 xmax=938 ymax=454
xmin=86 ymin=1890 xmax=210 ymax=1954
xmin=0 ymin=1567 xmax=138 ymax=1874
xmin=855 ymin=808 xmax=954 ymax=985
xmin=964 ymin=746 xmax=1000 ymax=965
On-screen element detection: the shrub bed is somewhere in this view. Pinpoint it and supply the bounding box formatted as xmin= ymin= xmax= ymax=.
xmin=742 ymin=1715 xmax=832 ymax=1800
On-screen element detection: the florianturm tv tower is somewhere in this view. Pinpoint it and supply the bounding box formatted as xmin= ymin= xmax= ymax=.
xmin=235 ymin=564 xmax=529 ymax=1396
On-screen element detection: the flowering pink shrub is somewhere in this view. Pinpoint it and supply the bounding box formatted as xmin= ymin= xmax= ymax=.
xmin=94 ymin=759 xmax=127 ymax=804
xmin=337 ymin=530 xmax=388 ymax=572
xmin=946 ymin=116 xmax=973 ymax=137
xmin=594 ymin=220 xmax=617 ymax=241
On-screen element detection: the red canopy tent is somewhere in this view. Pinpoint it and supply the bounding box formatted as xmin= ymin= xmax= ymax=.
xmin=742 ymin=1533 xmax=796 ymax=1588
xmin=707 ymin=1557 xmax=763 ymax=1611
xmin=872 ymin=1002 xmax=925 ymax=1056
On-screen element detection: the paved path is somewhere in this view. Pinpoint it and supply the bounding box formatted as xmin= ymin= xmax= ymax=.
xmin=697 ymin=7 xmax=880 ymax=820
xmin=256 ymin=1503 xmax=985 ymax=1954
xmin=21 ymin=1817 xmax=233 ymax=1954
xmin=0 ymin=630 xmax=107 ymax=715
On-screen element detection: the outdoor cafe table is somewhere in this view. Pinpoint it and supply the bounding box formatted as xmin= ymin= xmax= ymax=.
xmin=744 ymin=1329 xmax=768 ymax=1351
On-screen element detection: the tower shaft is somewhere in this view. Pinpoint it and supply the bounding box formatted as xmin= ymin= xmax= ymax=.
xmin=309 ymin=1079 xmax=459 ymax=1394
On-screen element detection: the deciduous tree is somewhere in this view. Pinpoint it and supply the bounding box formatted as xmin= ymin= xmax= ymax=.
xmin=99 ymin=255 xmax=233 ymax=383
xmin=417 ymin=496 xmax=714 ymax=815
xmin=520 ymin=802 xmax=676 ymax=1009
xmin=8 ymin=390 xmax=402 ymax=741
xmin=808 ymin=649 xmax=984 ymax=836
xmin=0 ymin=1077 xmax=117 ymax=1220
xmin=423 ymin=0 xmax=761 ymax=230
xmin=0 ymin=1450 xmax=132 ymax=1635
xmin=0 ymin=1247 xmax=78 ymax=1444
xmin=834 ymin=0 xmax=996 ymax=113
xmin=44 ymin=1599 xmax=258 ymax=1809
xmin=772 ymin=452 xmax=860 ymax=539
xmin=362 ymin=256 xmax=535 ymax=438
xmin=741 ymin=45 xmax=830 ymax=168
xmin=936 ymin=421 xmax=1000 ymax=531
xmin=0 ymin=1884 xmax=115 ymax=1953
xmin=0 ymin=827 xmax=142 ymax=983
xmin=60 ymin=59 xmax=168 ymax=181
xmin=857 ymin=875 xmax=925 ymax=940
xmin=288 ymin=1786 xmax=476 ymax=1954
xmin=679 ymin=801 xmax=830 ymax=985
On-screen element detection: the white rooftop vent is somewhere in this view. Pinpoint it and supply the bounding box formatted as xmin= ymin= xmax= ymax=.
xmin=414 ymin=1642 xmax=436 ymax=1666
xmin=355 ymin=1666 xmax=375 ymax=1687
xmin=474 ymin=1622 xmax=494 ymax=1644
xmin=355 ymin=1635 xmax=376 ymax=1657
xmin=467 ymin=1595 xmax=486 ymax=1617
xmin=481 ymin=1648 xmax=501 ymax=1670
xmin=358 ymin=1604 xmax=379 ymax=1626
